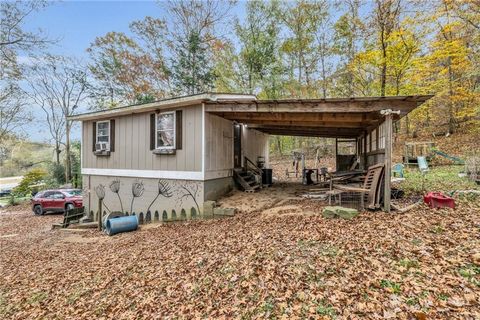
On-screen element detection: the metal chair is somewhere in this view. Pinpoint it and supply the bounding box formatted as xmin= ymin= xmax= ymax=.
xmin=392 ymin=163 xmax=405 ymax=178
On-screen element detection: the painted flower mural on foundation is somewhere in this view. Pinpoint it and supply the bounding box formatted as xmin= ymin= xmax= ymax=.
xmin=177 ymin=181 xmax=202 ymax=214
xmin=130 ymin=180 xmax=145 ymax=213
xmin=94 ymin=184 xmax=111 ymax=212
xmin=147 ymin=179 xmax=173 ymax=212
xmin=95 ymin=184 xmax=106 ymax=200
xmin=109 ymin=178 xmax=123 ymax=212
xmin=91 ymin=178 xmax=203 ymax=222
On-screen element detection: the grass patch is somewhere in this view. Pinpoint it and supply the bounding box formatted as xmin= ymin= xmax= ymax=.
xmin=430 ymin=225 xmax=444 ymax=234
xmin=66 ymin=289 xmax=84 ymax=305
xmin=401 ymin=166 xmax=478 ymax=196
xmin=262 ymin=298 xmax=275 ymax=314
xmin=411 ymin=238 xmax=422 ymax=246
xmin=405 ymin=296 xmax=419 ymax=306
xmin=297 ymin=239 xmax=319 ymax=248
xmin=315 ymin=300 xmax=336 ymax=318
xmin=398 ymin=258 xmax=419 ymax=269
xmin=319 ymin=245 xmax=339 ymax=257
xmin=458 ymin=264 xmax=480 ymax=286
xmin=0 ymin=196 xmax=30 ymax=207
xmin=380 ymin=279 xmax=402 ymax=294
xmin=437 ymin=293 xmax=449 ymax=301
xmin=27 ymin=291 xmax=48 ymax=305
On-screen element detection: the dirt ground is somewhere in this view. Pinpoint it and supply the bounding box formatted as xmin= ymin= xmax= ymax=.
xmin=1 ymin=192 xmax=479 ymax=319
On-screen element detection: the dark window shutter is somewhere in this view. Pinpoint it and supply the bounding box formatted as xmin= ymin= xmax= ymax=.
xmin=150 ymin=113 xmax=156 ymax=150
xmin=176 ymin=110 xmax=182 ymax=150
xmin=92 ymin=121 xmax=97 ymax=152
xmin=110 ymin=119 xmax=115 ymax=152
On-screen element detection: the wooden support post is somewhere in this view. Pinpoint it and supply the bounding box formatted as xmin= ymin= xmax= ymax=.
xmin=381 ymin=109 xmax=399 ymax=213
xmin=335 ymin=138 xmax=338 ymax=171
xmin=98 ymin=198 xmax=103 ymax=230
xmin=363 ymin=131 xmax=368 ymax=169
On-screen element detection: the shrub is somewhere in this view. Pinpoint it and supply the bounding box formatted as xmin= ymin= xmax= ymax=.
xmin=465 ymin=154 xmax=480 ymax=181
xmin=49 ymin=162 xmax=66 ymax=185
xmin=13 ymin=168 xmax=47 ymax=196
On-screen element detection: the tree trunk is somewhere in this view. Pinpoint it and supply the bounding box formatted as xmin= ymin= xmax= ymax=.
xmin=447 ymin=56 xmax=456 ymax=134
xmin=380 ymin=45 xmax=387 ymax=97
xmin=65 ymin=121 xmax=71 ymax=183
xmin=320 ymin=43 xmax=327 ymax=99
xmin=248 ymin=65 xmax=253 ymax=95
xmin=55 ymin=141 xmax=61 ymax=165
xmin=276 ymin=136 xmax=282 ymax=156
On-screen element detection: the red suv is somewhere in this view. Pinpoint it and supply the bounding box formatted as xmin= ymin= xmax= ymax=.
xmin=31 ymin=189 xmax=83 ymax=215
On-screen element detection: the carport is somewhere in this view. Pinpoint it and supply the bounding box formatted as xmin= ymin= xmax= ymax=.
xmin=205 ymin=95 xmax=433 ymax=212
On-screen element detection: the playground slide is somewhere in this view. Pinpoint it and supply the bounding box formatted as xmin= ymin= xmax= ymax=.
xmin=431 ymin=149 xmax=464 ymax=164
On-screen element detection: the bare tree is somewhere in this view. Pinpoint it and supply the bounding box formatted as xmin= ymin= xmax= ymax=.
xmin=0 ymin=0 xmax=51 ymax=75
xmin=0 ymin=0 xmax=51 ymax=142
xmin=166 ymin=0 xmax=234 ymax=43
xmin=0 ymin=83 xmax=30 ymax=143
xmin=28 ymin=55 xmax=88 ymax=183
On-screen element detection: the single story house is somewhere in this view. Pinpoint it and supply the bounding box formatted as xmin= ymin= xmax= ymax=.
xmin=70 ymin=93 xmax=432 ymax=220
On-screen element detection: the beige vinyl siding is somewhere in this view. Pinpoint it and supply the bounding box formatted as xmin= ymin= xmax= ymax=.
xmin=204 ymin=113 xmax=234 ymax=173
xmin=242 ymin=127 xmax=269 ymax=167
xmin=82 ymin=105 xmax=202 ymax=172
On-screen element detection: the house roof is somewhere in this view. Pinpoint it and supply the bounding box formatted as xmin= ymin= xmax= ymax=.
xmin=68 ymin=93 xmax=257 ymax=121
xmin=69 ymin=92 xmax=433 ymax=138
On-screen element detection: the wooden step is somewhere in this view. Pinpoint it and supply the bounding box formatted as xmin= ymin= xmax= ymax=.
xmin=233 ymin=169 xmax=261 ymax=193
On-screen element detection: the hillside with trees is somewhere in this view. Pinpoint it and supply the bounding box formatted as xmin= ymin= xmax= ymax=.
xmin=83 ymin=0 xmax=479 ymax=156
xmin=0 ymin=0 xmax=479 ymax=181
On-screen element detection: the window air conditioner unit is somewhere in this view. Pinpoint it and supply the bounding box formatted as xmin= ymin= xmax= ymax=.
xmin=95 ymin=142 xmax=109 ymax=151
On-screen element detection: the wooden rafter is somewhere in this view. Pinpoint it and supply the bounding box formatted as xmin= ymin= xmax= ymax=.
xmin=209 ymin=112 xmax=381 ymax=122
xmin=205 ymin=99 xmax=421 ymax=114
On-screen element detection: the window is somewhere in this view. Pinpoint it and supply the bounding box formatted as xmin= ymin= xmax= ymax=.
xmin=37 ymin=191 xmax=49 ymax=199
xmin=51 ymin=192 xmax=65 ymax=199
xmin=96 ymin=121 xmax=110 ymax=149
xmin=371 ymin=129 xmax=377 ymax=151
xmin=378 ymin=122 xmax=385 ymax=149
xmin=63 ymin=189 xmax=82 ymax=196
xmin=156 ymin=111 xmax=175 ymax=149
xmin=366 ymin=133 xmax=371 ymax=152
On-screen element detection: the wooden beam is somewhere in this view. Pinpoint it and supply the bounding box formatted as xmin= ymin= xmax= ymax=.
xmin=257 ymin=127 xmax=361 ymax=138
xmin=244 ymin=120 xmax=373 ymax=129
xmin=205 ymin=100 xmax=416 ymax=114
xmin=209 ymin=112 xmax=381 ymax=122
xmin=383 ymin=111 xmax=393 ymax=213
xmin=250 ymin=125 xmax=362 ymax=135
xmin=259 ymin=130 xmax=358 ymax=138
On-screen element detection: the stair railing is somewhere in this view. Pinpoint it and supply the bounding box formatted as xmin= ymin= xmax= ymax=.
xmin=244 ymin=156 xmax=263 ymax=177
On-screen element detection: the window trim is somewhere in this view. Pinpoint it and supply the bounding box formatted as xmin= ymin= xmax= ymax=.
xmin=155 ymin=111 xmax=176 ymax=150
xmin=96 ymin=120 xmax=110 ymax=150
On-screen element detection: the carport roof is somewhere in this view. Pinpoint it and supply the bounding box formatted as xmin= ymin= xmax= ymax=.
xmin=206 ymin=95 xmax=433 ymax=138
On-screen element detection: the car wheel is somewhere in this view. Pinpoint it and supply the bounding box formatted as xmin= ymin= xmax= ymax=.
xmin=33 ymin=205 xmax=43 ymax=215
xmin=65 ymin=203 xmax=74 ymax=212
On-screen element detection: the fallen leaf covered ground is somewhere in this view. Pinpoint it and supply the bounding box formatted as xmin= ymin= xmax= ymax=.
xmin=1 ymin=190 xmax=479 ymax=319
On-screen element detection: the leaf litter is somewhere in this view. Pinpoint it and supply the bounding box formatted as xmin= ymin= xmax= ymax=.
xmin=0 ymin=196 xmax=479 ymax=319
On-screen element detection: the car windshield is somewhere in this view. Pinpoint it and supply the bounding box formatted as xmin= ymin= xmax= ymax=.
xmin=63 ymin=190 xmax=82 ymax=197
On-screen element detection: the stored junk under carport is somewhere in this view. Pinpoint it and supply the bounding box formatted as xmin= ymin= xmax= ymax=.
xmin=206 ymin=95 xmax=433 ymax=212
